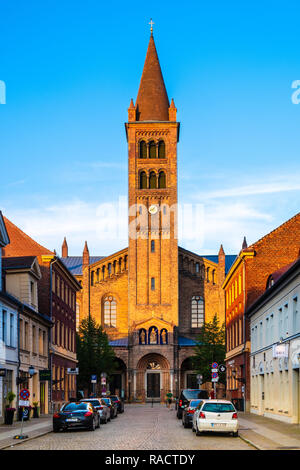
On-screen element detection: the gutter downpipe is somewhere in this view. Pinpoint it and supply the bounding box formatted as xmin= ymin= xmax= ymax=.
xmin=49 ymin=256 xmax=58 ymax=414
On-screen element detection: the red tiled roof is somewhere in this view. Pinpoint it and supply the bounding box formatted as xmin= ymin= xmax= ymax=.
xmin=2 ymin=216 xmax=53 ymax=258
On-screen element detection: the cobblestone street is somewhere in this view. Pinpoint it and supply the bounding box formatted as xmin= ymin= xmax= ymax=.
xmin=7 ymin=404 xmax=253 ymax=450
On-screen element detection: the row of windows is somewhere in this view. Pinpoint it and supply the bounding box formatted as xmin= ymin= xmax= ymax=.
xmin=53 ymin=271 xmax=76 ymax=310
xmin=179 ymin=257 xmax=216 ymax=283
xmin=139 ymin=140 xmax=166 ymax=159
xmin=53 ymin=320 xmax=76 ymax=352
xmin=139 ymin=170 xmax=166 ymax=189
xmin=226 ymin=274 xmax=242 ymax=308
xmin=251 ymin=370 xmax=290 ymax=413
xmin=251 ymin=296 xmax=299 ymax=352
xmin=91 ymin=256 xmax=128 ymax=286
xmin=19 ymin=318 xmax=47 ymax=356
xmin=52 ymin=365 xmax=76 ymax=392
xmin=227 ymin=317 xmax=244 ymax=351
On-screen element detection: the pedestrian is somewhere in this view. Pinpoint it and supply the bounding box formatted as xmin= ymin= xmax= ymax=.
xmin=166 ymin=391 xmax=173 ymax=410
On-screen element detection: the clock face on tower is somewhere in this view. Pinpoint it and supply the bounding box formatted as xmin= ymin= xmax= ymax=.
xmin=149 ymin=205 xmax=158 ymax=215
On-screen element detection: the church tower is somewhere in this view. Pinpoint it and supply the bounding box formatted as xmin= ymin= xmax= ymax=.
xmin=125 ymin=31 xmax=180 ymax=330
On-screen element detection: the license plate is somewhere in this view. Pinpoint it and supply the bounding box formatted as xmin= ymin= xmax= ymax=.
xmin=66 ymin=418 xmax=78 ymax=422
xmin=211 ymin=423 xmax=225 ymax=427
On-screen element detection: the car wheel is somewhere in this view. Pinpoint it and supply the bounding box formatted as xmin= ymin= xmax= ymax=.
xmin=184 ymin=420 xmax=189 ymax=429
xmin=233 ymin=431 xmax=239 ymax=437
xmin=90 ymin=420 xmax=96 ymax=431
xmin=192 ymin=424 xmax=196 ymax=433
xmin=177 ymin=411 xmax=182 ymax=419
xmin=53 ymin=426 xmax=60 ymax=433
xmin=96 ymin=417 xmax=100 ymax=429
xmin=195 ymin=423 xmax=201 ymax=436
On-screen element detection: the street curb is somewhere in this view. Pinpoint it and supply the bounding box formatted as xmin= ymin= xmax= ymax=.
xmin=239 ymin=433 xmax=263 ymax=451
xmin=0 ymin=428 xmax=53 ymax=450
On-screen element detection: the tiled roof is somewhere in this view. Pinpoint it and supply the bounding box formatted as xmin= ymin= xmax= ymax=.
xmin=2 ymin=256 xmax=36 ymax=270
xmin=61 ymin=256 xmax=104 ymax=276
xmin=2 ymin=217 xmax=53 ymax=258
xmin=136 ymin=34 xmax=169 ymax=121
xmin=202 ymin=255 xmax=237 ymax=275
xmin=109 ymin=337 xmax=128 ymax=347
xmin=178 ymin=336 xmax=198 ymax=346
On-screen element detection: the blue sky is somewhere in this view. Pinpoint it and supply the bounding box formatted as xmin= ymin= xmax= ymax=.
xmin=1 ymin=0 xmax=300 ymax=257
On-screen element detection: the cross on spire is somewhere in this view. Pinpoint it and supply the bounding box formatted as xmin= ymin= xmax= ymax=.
xmin=149 ymin=18 xmax=154 ymax=34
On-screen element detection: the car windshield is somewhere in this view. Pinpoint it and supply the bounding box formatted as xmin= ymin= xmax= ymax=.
xmin=63 ymin=403 xmax=88 ymax=411
xmin=109 ymin=396 xmax=118 ymax=401
xmin=81 ymin=400 xmax=100 ymax=406
xmin=189 ymin=400 xmax=201 ymax=408
xmin=202 ymin=403 xmax=235 ymax=413
xmin=102 ymin=398 xmax=111 ymax=404
xmin=183 ymin=390 xmax=208 ymax=400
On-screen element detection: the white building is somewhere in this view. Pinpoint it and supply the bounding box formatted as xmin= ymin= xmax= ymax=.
xmin=0 ymin=212 xmax=19 ymax=422
xmin=247 ymin=256 xmax=300 ymax=424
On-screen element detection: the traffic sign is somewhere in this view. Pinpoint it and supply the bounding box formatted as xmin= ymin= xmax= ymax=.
xmin=91 ymin=375 xmax=97 ymax=384
xmin=218 ymin=364 xmax=226 ymax=373
xmin=212 ymin=362 xmax=218 ymax=369
xmin=67 ymin=368 xmax=79 ymax=375
xmin=20 ymin=389 xmax=30 ymax=400
xmin=211 ymin=378 xmax=219 ymax=382
xmin=211 ymin=368 xmax=218 ymax=373
xmin=19 ymin=400 xmax=30 ymax=407
xmin=211 ymin=372 xmax=218 ymax=379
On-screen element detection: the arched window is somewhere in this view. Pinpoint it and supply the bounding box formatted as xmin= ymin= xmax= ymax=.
xmin=91 ymin=271 xmax=94 ymax=286
xmin=108 ymin=263 xmax=112 ymax=275
xmin=149 ymin=140 xmax=156 ymax=158
xmin=195 ymin=262 xmax=200 ymax=274
xmin=149 ymin=171 xmax=157 ymax=189
xmin=158 ymin=171 xmax=166 ymax=188
xmin=139 ymin=328 xmax=147 ymax=345
xmin=139 ymin=140 xmax=147 ymax=158
xmin=140 ymin=171 xmax=147 ymax=189
xmin=191 ymin=296 xmax=204 ymax=328
xmin=206 ymin=267 xmax=210 ymax=282
xmin=158 ymin=140 xmax=165 ymax=158
xmin=151 ymin=240 xmax=155 ymax=253
xmin=160 ymin=329 xmax=168 ymax=344
xmin=148 ymin=326 xmax=159 ymax=344
xmin=103 ymin=296 xmax=117 ymax=327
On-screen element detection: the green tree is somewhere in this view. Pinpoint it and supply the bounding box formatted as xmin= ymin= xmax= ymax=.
xmin=192 ymin=314 xmax=226 ymax=384
xmin=76 ymin=316 xmax=116 ymax=394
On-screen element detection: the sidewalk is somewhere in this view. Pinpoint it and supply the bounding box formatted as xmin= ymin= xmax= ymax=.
xmin=238 ymin=412 xmax=300 ymax=450
xmin=0 ymin=415 xmax=52 ymax=449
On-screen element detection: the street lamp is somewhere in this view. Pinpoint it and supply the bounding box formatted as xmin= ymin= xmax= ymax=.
xmin=16 ymin=365 xmax=36 ymax=385
xmin=231 ymin=369 xmax=245 ymax=383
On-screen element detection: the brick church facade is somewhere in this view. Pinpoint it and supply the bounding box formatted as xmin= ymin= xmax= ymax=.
xmin=62 ymin=33 xmax=236 ymax=402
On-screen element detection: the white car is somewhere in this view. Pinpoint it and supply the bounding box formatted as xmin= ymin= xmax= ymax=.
xmin=192 ymin=399 xmax=239 ymax=437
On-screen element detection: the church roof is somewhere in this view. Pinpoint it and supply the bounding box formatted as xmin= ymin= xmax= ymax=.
xmin=202 ymin=255 xmax=237 ymax=275
xmin=135 ymin=34 xmax=170 ymax=121
xmin=61 ymin=256 xmax=105 ymax=276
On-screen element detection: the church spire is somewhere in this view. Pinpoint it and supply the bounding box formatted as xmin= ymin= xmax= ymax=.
xmin=135 ymin=33 xmax=170 ymax=121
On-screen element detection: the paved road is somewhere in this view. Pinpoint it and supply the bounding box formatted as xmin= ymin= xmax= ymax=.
xmin=7 ymin=404 xmax=253 ymax=450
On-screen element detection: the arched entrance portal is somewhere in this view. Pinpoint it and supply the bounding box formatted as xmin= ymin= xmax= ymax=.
xmin=136 ymin=353 xmax=170 ymax=403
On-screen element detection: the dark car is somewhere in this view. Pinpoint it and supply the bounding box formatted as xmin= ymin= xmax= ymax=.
xmin=80 ymin=398 xmax=111 ymax=424
xmin=176 ymin=389 xmax=209 ymax=419
xmin=182 ymin=399 xmax=201 ymax=428
xmin=53 ymin=401 xmax=100 ymax=432
xmin=102 ymin=397 xmax=118 ymax=419
xmin=109 ymin=395 xmax=124 ymax=413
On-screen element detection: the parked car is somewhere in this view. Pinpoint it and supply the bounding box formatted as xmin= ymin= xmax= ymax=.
xmin=102 ymin=397 xmax=118 ymax=419
xmin=176 ymin=389 xmax=209 ymax=419
xmin=53 ymin=401 xmax=100 ymax=432
xmin=80 ymin=398 xmax=110 ymax=424
xmin=192 ymin=399 xmax=238 ymax=436
xmin=181 ymin=399 xmax=201 ymax=428
xmin=109 ymin=395 xmax=124 ymax=413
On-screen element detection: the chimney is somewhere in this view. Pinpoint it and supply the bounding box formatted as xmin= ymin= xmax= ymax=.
xmin=168 ymin=98 xmax=177 ymax=121
xmin=128 ymin=98 xmax=136 ymax=122
xmin=62 ymin=237 xmax=68 ymax=258
xmin=83 ymin=241 xmax=89 ymax=266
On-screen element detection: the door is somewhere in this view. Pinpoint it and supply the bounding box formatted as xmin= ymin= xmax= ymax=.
xmin=147 ymin=373 xmax=160 ymax=398
xmin=40 ymin=382 xmax=45 ymax=414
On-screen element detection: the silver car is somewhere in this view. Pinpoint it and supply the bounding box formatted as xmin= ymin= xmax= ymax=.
xmin=80 ymin=398 xmax=111 ymax=424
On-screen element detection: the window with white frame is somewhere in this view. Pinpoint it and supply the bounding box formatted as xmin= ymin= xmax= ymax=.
xmin=191 ymin=296 xmax=204 ymax=328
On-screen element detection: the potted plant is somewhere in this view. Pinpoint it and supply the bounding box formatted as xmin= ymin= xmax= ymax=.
xmin=4 ymin=391 xmax=16 ymax=425
xmin=32 ymin=401 xmax=39 ymax=418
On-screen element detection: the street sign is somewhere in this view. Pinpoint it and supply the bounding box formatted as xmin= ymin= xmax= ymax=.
xmin=211 ymin=378 xmax=219 ymax=383
xmin=20 ymin=389 xmax=30 ymax=400
xmin=91 ymin=374 xmax=97 ymax=384
xmin=211 ymin=372 xmax=218 ymax=379
xmin=211 ymin=368 xmax=218 ymax=373
xmin=39 ymin=369 xmax=51 ymax=381
xmin=101 ymin=377 xmax=106 ymax=385
xmin=218 ymin=364 xmax=226 ymax=373
xmin=212 ymin=362 xmax=218 ymax=369
xmin=67 ymin=368 xmax=79 ymax=375
xmin=100 ymin=372 xmax=107 ymax=378
xmin=196 ymin=374 xmax=203 ymax=380
xmin=19 ymin=400 xmax=30 ymax=407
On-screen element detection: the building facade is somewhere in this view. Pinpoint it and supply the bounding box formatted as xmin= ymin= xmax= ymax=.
xmin=2 ymin=216 xmax=81 ymax=412
xmin=223 ymin=214 xmax=300 ymax=411
xmin=62 ymin=33 xmax=236 ymax=402
xmin=247 ymin=257 xmax=300 ymax=423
